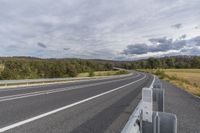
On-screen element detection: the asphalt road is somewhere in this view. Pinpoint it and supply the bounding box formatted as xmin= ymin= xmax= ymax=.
xmin=0 ymin=72 xmax=153 ymax=133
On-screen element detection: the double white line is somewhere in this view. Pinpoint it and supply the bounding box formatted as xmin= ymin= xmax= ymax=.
xmin=0 ymin=73 xmax=146 ymax=132
xmin=0 ymin=73 xmax=140 ymax=102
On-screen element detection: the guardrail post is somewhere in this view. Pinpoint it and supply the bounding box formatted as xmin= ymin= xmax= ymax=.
xmin=153 ymin=88 xmax=164 ymax=112
xmin=153 ymin=77 xmax=162 ymax=89
xmin=121 ymin=75 xmax=177 ymax=133
xmin=153 ymin=113 xmax=160 ymax=133
xmin=152 ymin=112 xmax=177 ymax=133
xmin=152 ymin=77 xmax=164 ymax=112
xmin=142 ymin=87 xmax=153 ymax=123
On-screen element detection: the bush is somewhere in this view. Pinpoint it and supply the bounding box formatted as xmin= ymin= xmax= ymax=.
xmin=154 ymin=69 xmax=166 ymax=79
xmin=116 ymin=70 xmax=128 ymax=75
xmin=193 ymin=83 xmax=198 ymax=87
xmin=169 ymin=75 xmax=178 ymax=80
xmin=89 ymin=71 xmax=95 ymax=77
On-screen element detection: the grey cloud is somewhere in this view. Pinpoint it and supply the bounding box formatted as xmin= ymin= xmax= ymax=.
xmin=189 ymin=36 xmax=200 ymax=46
xmin=194 ymin=25 xmax=200 ymax=29
xmin=123 ymin=43 xmax=148 ymax=55
xmin=180 ymin=47 xmax=200 ymax=55
xmin=63 ymin=48 xmax=70 ymax=51
xmin=37 ymin=42 xmax=47 ymax=48
xmin=149 ymin=37 xmax=171 ymax=44
xmin=148 ymin=37 xmax=174 ymax=52
xmin=179 ymin=34 xmax=187 ymax=39
xmin=123 ymin=37 xmax=187 ymax=55
xmin=171 ymin=23 xmax=182 ymax=29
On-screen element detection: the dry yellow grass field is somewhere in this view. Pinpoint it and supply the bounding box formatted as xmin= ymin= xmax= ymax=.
xmin=164 ymin=69 xmax=200 ymax=87
xmin=163 ymin=69 xmax=200 ymax=97
xmin=140 ymin=69 xmax=200 ymax=97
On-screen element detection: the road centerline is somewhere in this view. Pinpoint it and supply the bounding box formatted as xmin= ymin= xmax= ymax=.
xmin=0 ymin=73 xmax=141 ymax=102
xmin=0 ymin=73 xmax=146 ymax=133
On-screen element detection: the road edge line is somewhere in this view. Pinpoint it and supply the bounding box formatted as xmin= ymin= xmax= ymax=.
xmin=0 ymin=73 xmax=146 ymax=132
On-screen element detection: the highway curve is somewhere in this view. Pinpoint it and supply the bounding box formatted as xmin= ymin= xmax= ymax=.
xmin=0 ymin=72 xmax=153 ymax=133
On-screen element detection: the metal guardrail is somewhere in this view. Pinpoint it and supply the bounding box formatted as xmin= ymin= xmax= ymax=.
xmin=122 ymin=75 xmax=177 ymax=133
xmin=0 ymin=73 xmax=133 ymax=87
xmin=121 ymin=76 xmax=156 ymax=133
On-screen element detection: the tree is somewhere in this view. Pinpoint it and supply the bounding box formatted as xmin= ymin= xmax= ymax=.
xmin=166 ymin=58 xmax=175 ymax=68
xmin=191 ymin=57 xmax=200 ymax=68
xmin=147 ymin=58 xmax=161 ymax=69
xmin=89 ymin=70 xmax=95 ymax=77
xmin=66 ymin=64 xmax=78 ymax=77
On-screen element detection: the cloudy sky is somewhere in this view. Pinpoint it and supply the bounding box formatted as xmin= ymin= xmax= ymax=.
xmin=0 ymin=0 xmax=200 ymax=60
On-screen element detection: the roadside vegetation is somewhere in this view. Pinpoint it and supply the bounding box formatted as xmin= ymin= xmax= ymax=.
xmin=77 ymin=70 xmax=129 ymax=77
xmin=0 ymin=64 xmax=4 ymax=73
xmin=140 ymin=69 xmax=200 ymax=97
xmin=118 ymin=56 xmax=200 ymax=69
xmin=0 ymin=57 xmax=113 ymax=80
xmin=0 ymin=55 xmax=200 ymax=83
xmin=0 ymin=57 xmax=129 ymax=80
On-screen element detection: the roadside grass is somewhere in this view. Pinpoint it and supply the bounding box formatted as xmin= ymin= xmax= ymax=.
xmin=0 ymin=70 xmax=129 ymax=88
xmin=139 ymin=69 xmax=200 ymax=97
xmin=77 ymin=70 xmax=129 ymax=77
xmin=163 ymin=69 xmax=200 ymax=87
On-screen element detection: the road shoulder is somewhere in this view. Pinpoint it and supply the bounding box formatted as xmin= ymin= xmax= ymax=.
xmin=163 ymin=80 xmax=200 ymax=133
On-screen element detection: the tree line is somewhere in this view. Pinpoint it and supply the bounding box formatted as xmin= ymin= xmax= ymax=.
xmin=0 ymin=57 xmax=112 ymax=80
xmin=0 ymin=56 xmax=199 ymax=80
xmin=117 ymin=56 xmax=200 ymax=69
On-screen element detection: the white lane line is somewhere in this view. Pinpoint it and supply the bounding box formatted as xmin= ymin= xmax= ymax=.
xmin=121 ymin=73 xmax=154 ymax=133
xmin=0 ymin=74 xmax=139 ymax=101
xmin=0 ymin=73 xmax=141 ymax=102
xmin=150 ymin=75 xmax=155 ymax=88
xmin=0 ymin=73 xmax=146 ymax=132
xmin=0 ymin=73 xmax=136 ymax=93
xmin=0 ymin=73 xmax=134 ymax=92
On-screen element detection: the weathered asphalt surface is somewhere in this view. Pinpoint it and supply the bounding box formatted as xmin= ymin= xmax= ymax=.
xmin=0 ymin=72 xmax=153 ymax=133
xmin=163 ymin=81 xmax=200 ymax=133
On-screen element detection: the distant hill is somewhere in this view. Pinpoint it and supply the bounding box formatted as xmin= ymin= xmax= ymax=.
xmin=115 ymin=55 xmax=200 ymax=69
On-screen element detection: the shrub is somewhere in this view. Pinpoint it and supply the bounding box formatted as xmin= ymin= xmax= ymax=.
xmin=193 ymin=83 xmax=198 ymax=87
xmin=169 ymin=75 xmax=178 ymax=80
xmin=116 ymin=70 xmax=128 ymax=75
xmin=154 ymin=69 xmax=166 ymax=79
xmin=89 ymin=71 xmax=95 ymax=77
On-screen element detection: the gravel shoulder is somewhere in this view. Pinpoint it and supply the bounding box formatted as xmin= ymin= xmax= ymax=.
xmin=163 ymin=80 xmax=200 ymax=133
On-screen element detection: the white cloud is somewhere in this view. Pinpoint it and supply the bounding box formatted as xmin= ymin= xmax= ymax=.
xmin=0 ymin=0 xmax=200 ymax=60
